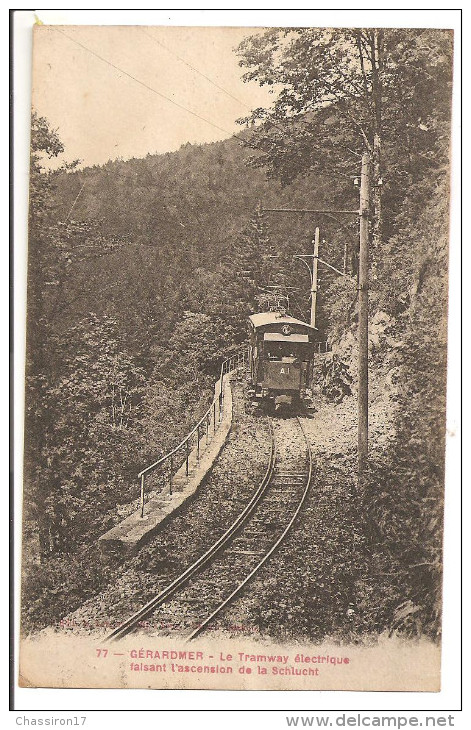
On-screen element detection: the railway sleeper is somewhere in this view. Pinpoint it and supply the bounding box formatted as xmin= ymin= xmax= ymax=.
xmin=273 ymin=471 xmax=307 ymax=477
xmin=270 ymin=483 xmax=305 ymax=490
xmin=226 ymin=549 xmax=265 ymax=556
xmin=250 ymin=518 xmax=279 ymax=528
xmin=271 ymin=484 xmax=306 ymax=490
xmin=261 ymin=496 xmax=302 ymax=507
xmin=237 ymin=524 xmax=274 ymax=533
xmin=278 ymin=471 xmax=307 ymax=477
xmin=231 ymin=536 xmax=272 ymax=546
xmin=275 ymin=472 xmax=308 ymax=478
xmin=231 ymin=532 xmax=269 ymax=542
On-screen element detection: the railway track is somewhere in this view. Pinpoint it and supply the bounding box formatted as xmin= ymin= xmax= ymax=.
xmin=105 ymin=415 xmax=313 ymax=642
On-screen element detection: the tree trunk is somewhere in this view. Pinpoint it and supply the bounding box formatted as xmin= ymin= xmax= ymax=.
xmin=372 ymin=130 xmax=382 ymax=251
xmin=369 ymin=30 xmax=384 ymax=278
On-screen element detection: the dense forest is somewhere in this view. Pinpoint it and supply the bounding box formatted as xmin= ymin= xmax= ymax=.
xmin=22 ymin=27 xmax=452 ymax=640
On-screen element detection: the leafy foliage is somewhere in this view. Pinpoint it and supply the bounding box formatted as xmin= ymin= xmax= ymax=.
xmin=236 ymin=27 xmax=453 ymax=257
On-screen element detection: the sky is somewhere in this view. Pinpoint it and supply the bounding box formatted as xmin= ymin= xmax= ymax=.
xmin=31 ymin=25 xmax=275 ymax=169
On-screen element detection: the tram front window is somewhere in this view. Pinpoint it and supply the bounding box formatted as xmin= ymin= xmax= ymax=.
xmin=267 ymin=344 xmax=303 ymax=362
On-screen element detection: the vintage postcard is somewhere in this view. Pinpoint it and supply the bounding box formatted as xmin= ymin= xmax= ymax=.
xmin=19 ymin=21 xmax=455 ymax=692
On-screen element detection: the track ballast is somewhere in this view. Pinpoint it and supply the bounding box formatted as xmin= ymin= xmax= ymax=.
xmin=105 ymin=415 xmax=313 ymax=642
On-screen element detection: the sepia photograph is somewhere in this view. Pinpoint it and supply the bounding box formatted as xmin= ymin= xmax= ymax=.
xmin=16 ymin=13 xmax=458 ymax=695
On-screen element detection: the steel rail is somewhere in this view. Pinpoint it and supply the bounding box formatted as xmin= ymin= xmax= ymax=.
xmin=186 ymin=416 xmax=313 ymax=641
xmin=105 ymin=418 xmax=276 ymax=642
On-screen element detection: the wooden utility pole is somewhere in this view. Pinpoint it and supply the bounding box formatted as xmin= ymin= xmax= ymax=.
xmin=358 ymin=152 xmax=370 ymax=490
xmin=310 ymin=227 xmax=320 ymax=328
xmin=263 ymin=163 xmax=370 ymax=491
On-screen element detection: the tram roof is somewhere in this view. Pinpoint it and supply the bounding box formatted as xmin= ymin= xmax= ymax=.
xmin=248 ymin=312 xmax=317 ymax=330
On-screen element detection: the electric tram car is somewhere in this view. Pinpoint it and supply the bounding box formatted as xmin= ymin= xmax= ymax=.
xmin=247 ymin=312 xmax=317 ymax=409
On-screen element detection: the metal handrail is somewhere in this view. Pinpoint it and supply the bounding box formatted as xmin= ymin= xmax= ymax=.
xmin=138 ymin=400 xmax=218 ymax=479
xmin=138 ymin=346 xmax=248 ymax=517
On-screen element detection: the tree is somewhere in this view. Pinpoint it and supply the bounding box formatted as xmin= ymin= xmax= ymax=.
xmin=236 ymin=28 xmax=453 ymax=252
xmin=28 ymin=314 xmax=145 ymax=555
xmin=188 ymin=205 xmax=272 ymax=344
xmin=25 ymin=115 xmax=146 ymax=558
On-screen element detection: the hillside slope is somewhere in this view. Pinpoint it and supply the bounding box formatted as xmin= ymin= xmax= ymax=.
xmin=23 ymin=121 xmax=450 ymax=642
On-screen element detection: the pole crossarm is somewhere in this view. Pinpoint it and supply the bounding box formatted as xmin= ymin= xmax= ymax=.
xmin=262 ymin=208 xmax=359 ymax=215
xmin=293 ymin=254 xmax=346 ymax=278
xmin=318 ymin=258 xmax=346 ymax=277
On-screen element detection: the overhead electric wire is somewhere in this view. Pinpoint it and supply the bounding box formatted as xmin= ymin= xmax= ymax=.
xmin=51 ymin=26 xmax=316 ymax=161
xmin=50 ymin=27 xmax=306 ymax=159
xmin=53 ymin=27 xmax=237 ymax=139
xmin=50 ymin=26 xmax=362 ymax=174
xmin=138 ymin=27 xmax=251 ymax=111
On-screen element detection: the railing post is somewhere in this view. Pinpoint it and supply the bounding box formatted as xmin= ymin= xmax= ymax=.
xmin=169 ymin=456 xmax=173 ymax=496
xmin=220 ymin=369 xmax=225 ymax=413
xmin=186 ymin=439 xmax=190 ymax=476
xmin=140 ymin=474 xmax=145 ymax=518
xmin=213 ymin=401 xmax=216 ymax=434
